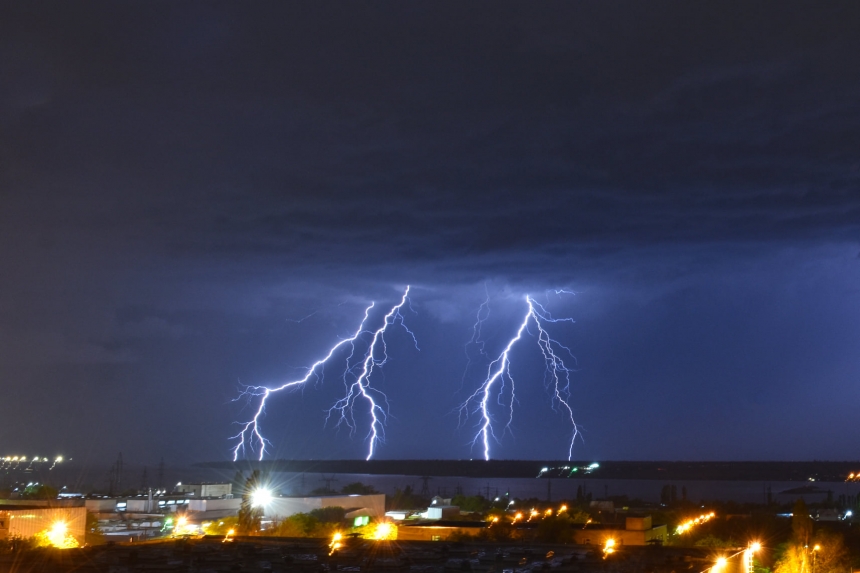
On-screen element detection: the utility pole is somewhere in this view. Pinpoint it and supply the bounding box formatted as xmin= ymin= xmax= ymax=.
xmin=320 ymin=475 xmax=339 ymax=493
xmin=116 ymin=453 xmax=124 ymax=493
xmin=157 ymin=458 xmax=164 ymax=492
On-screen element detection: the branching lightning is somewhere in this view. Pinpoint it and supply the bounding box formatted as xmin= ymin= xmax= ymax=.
xmin=231 ymin=286 xmax=417 ymax=461
xmin=459 ymin=293 xmax=579 ymax=461
xmin=460 ymin=285 xmax=491 ymax=390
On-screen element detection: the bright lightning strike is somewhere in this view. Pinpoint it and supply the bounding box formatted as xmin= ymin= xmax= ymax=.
xmin=459 ymin=293 xmax=579 ymax=461
xmin=231 ymin=286 xmax=417 ymax=461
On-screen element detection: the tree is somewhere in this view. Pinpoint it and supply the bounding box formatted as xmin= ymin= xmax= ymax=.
xmin=566 ymin=507 xmax=592 ymax=524
xmin=22 ymin=484 xmax=58 ymax=500
xmin=271 ymin=513 xmax=339 ymax=538
xmin=536 ymin=514 xmax=574 ymax=543
xmin=792 ymin=499 xmax=813 ymax=548
xmin=776 ymin=504 xmax=849 ymax=573
xmin=451 ymin=494 xmax=490 ymax=512
xmin=274 ymin=513 xmax=319 ymax=537
xmin=694 ymin=535 xmax=736 ymax=548
xmin=203 ymin=516 xmax=239 ymax=536
xmin=341 ymin=482 xmax=377 ymax=495
xmin=388 ymin=485 xmax=428 ymax=510
xmin=310 ymin=506 xmax=346 ymax=524
xmin=809 ymin=530 xmax=848 ymax=573
xmin=85 ymin=512 xmax=106 ymax=545
xmin=237 ymin=470 xmax=264 ymax=535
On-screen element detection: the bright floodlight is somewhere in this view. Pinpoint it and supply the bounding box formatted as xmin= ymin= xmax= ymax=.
xmin=750 ymin=542 xmax=762 ymax=552
xmin=251 ymin=487 xmax=273 ymax=508
xmin=716 ymin=557 xmax=727 ymax=568
xmin=373 ymin=522 xmax=395 ymax=540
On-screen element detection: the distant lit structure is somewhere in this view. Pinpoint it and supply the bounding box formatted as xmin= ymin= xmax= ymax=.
xmin=0 ymin=455 xmax=65 ymax=471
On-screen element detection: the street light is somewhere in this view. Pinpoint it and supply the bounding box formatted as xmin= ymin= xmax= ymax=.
xmin=251 ymin=487 xmax=273 ymax=508
xmin=604 ymin=538 xmax=616 ymax=556
xmin=744 ymin=541 xmax=761 ymax=573
xmin=812 ymin=543 xmax=821 ymax=573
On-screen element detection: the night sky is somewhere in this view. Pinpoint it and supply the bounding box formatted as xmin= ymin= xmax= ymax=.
xmin=2 ymin=2 xmax=859 ymax=467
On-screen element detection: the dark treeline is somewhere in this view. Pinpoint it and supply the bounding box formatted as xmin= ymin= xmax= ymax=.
xmin=196 ymin=460 xmax=860 ymax=482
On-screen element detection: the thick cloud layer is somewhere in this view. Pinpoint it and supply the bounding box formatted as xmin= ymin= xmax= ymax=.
xmin=1 ymin=2 xmax=859 ymax=466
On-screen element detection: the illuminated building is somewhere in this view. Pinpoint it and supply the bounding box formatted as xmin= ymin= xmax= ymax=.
xmin=175 ymin=482 xmax=233 ymax=498
xmin=0 ymin=505 xmax=86 ymax=545
xmin=571 ymin=515 xmax=668 ymax=546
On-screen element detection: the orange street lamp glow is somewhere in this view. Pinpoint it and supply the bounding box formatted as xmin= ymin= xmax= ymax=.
xmin=372 ymin=522 xmax=396 ymax=540
xmin=603 ymin=538 xmax=616 ymax=556
xmin=676 ymin=511 xmax=716 ymax=534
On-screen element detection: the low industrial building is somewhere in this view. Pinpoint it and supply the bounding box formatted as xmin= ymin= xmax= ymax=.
xmin=266 ymin=494 xmax=385 ymax=521
xmin=386 ymin=503 xmax=460 ymax=521
xmin=0 ymin=505 xmax=87 ymax=545
xmin=396 ymin=520 xmax=488 ymax=541
xmin=571 ymin=515 xmax=668 ymax=546
xmin=187 ymin=497 xmax=242 ymax=519
xmin=175 ymin=482 xmax=232 ymax=498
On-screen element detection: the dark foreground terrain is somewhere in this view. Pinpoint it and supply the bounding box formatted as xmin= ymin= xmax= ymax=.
xmin=0 ymin=535 xmax=723 ymax=573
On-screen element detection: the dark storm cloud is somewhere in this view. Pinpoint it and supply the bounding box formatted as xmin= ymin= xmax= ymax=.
xmin=1 ymin=1 xmax=859 ymax=464
xmin=4 ymin=2 xmax=860 ymax=263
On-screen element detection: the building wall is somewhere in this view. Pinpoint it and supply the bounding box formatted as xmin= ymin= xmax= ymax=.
xmin=186 ymin=497 xmax=242 ymax=520
xmin=85 ymin=499 xmax=117 ymax=513
xmin=0 ymin=507 xmax=87 ymax=545
xmin=426 ymin=506 xmax=459 ymax=520
xmin=397 ymin=525 xmax=484 ymax=542
xmin=126 ymin=499 xmax=160 ymax=512
xmin=188 ymin=498 xmax=241 ymax=512
xmin=572 ymin=524 xmax=667 ymax=546
xmin=175 ymin=483 xmax=232 ymax=498
xmin=626 ymin=516 xmax=652 ymax=531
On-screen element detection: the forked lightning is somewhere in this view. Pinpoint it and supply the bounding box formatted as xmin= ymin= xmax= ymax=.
xmin=231 ymin=287 xmax=417 ymax=461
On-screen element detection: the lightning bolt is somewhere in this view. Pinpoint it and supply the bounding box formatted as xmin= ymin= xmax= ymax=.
xmin=325 ymin=288 xmax=418 ymax=460
xmin=460 ymin=285 xmax=491 ymax=390
xmin=458 ymin=293 xmax=579 ymax=461
xmin=231 ymin=286 xmax=417 ymax=461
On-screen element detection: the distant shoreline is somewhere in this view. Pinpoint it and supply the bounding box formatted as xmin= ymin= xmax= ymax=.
xmin=193 ymin=460 xmax=860 ymax=482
